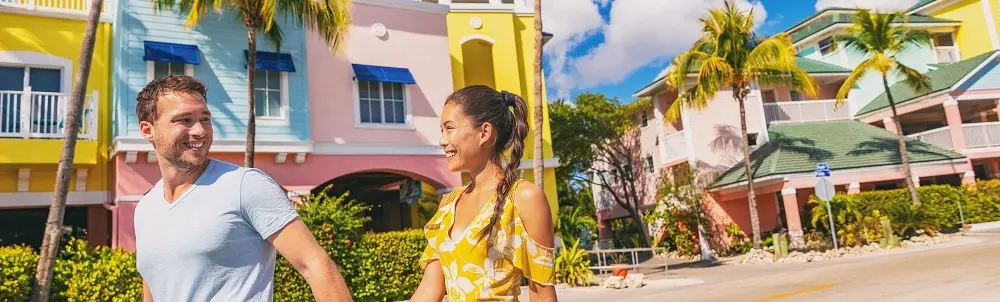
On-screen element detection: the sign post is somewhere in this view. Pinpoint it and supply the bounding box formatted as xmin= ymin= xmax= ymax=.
xmin=815 ymin=163 xmax=838 ymax=249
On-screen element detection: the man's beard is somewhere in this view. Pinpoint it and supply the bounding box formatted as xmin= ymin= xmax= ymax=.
xmin=153 ymin=135 xmax=206 ymax=171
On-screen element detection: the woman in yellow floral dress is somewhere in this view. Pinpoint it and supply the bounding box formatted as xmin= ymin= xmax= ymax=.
xmin=410 ymin=85 xmax=557 ymax=301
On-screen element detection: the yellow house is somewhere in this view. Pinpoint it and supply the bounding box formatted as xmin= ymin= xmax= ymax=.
xmin=438 ymin=0 xmax=559 ymax=220
xmin=910 ymin=0 xmax=1000 ymax=60
xmin=0 ymin=1 xmax=113 ymax=247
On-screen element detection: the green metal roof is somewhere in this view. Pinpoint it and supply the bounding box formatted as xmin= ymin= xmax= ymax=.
xmin=856 ymin=50 xmax=998 ymax=116
xmin=711 ymin=120 xmax=965 ymax=188
xmin=795 ymin=57 xmax=851 ymax=74
xmin=909 ymin=0 xmax=938 ymax=12
xmin=787 ymin=10 xmax=959 ymax=44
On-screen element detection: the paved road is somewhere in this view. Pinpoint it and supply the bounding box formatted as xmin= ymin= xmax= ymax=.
xmin=544 ymin=231 xmax=1000 ymax=301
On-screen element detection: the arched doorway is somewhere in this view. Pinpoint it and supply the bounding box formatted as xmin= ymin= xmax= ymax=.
xmin=312 ymin=172 xmax=437 ymax=233
xmin=461 ymin=38 xmax=496 ymax=88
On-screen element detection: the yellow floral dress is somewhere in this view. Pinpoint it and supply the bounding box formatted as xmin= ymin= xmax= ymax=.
xmin=419 ymin=180 xmax=555 ymax=301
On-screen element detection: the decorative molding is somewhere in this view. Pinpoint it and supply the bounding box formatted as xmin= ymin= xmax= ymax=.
xmin=146 ymin=151 xmax=157 ymax=163
xmin=372 ymin=23 xmax=387 ymax=38
xmin=964 ymin=170 xmax=976 ymax=178
xmin=470 ymin=17 xmax=483 ymax=29
xmin=313 ymin=143 xmax=443 ymax=155
xmin=113 ymin=137 xmax=313 ymax=154
xmin=458 ymin=33 xmax=496 ymax=45
xmin=944 ymin=97 xmax=959 ymax=106
xmin=848 ymin=182 xmax=861 ymax=189
xmin=0 ymin=51 xmax=73 ymax=94
xmin=17 ymin=169 xmax=29 ymax=192
xmin=955 ymin=92 xmax=1000 ymax=100
xmin=352 ymin=0 xmax=450 ymax=14
xmin=275 ymin=152 xmax=288 ymax=164
xmin=295 ymin=153 xmax=307 ymax=164
xmin=114 ymin=194 xmax=144 ymax=203
xmin=125 ymin=151 xmax=138 ymax=163
xmin=0 ymin=191 xmax=108 ymax=208
xmin=75 ymin=169 xmax=88 ymax=191
xmin=780 ymin=187 xmax=796 ymax=196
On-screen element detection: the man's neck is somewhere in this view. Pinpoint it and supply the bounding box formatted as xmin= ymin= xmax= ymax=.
xmin=159 ymin=159 xmax=210 ymax=202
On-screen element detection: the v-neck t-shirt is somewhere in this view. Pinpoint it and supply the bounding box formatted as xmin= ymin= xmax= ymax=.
xmin=134 ymin=159 xmax=299 ymax=301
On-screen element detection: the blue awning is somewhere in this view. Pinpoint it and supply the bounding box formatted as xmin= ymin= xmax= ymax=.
xmin=143 ymin=41 xmax=201 ymax=65
xmin=244 ymin=50 xmax=296 ymax=72
xmin=351 ymin=64 xmax=416 ymax=84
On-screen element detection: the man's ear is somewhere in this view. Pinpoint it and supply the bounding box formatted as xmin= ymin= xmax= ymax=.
xmin=139 ymin=120 xmax=154 ymax=143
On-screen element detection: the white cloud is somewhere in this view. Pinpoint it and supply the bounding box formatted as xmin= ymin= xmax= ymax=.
xmin=814 ymin=0 xmax=919 ymax=12
xmin=537 ymin=0 xmax=605 ymax=101
xmin=544 ymin=0 xmax=767 ymax=100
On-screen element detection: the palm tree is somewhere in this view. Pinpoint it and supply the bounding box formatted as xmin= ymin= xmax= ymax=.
xmin=32 ymin=0 xmax=104 ymax=299
xmin=532 ymin=0 xmax=545 ymax=191
xmin=835 ymin=9 xmax=931 ymax=206
xmin=153 ymin=0 xmax=351 ymax=167
xmin=666 ymin=1 xmax=818 ymax=248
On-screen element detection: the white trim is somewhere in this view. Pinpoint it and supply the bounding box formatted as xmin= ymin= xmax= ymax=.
xmin=955 ymin=92 xmax=1000 ymax=100
xmin=75 ymin=169 xmax=88 ymax=191
xmin=17 ymin=169 xmax=30 ymax=192
xmin=960 ymin=145 xmax=1000 ymax=155
xmin=145 ymin=61 xmax=194 ymax=83
xmin=910 ymin=0 xmax=961 ymax=14
xmin=793 ymin=23 xmax=961 ymax=48
xmin=0 ymin=191 xmax=109 ymax=208
xmin=982 ymin=0 xmax=1000 ymax=50
xmin=458 ymin=34 xmax=496 ymax=45
xmin=352 ymin=0 xmax=450 ymax=14
xmin=113 ymin=137 xmax=313 ymax=154
xmin=313 ymin=143 xmax=443 ymax=155
xmin=848 ymin=181 xmax=861 ymax=190
xmin=254 ymin=71 xmax=291 ymax=126
xmin=952 ymin=52 xmax=1000 ymax=91
xmin=855 ymin=90 xmax=953 ymax=119
xmin=780 ymin=187 xmax=796 ymax=196
xmin=275 ymin=152 xmax=288 ymax=164
xmin=517 ymin=158 xmax=561 ymax=170
xmin=944 ymin=97 xmax=959 ymax=106
xmin=0 ymin=6 xmax=114 ymax=23
xmin=0 ymin=51 xmax=72 ymax=94
xmin=114 ymin=194 xmax=144 ymax=203
xmin=146 ymin=151 xmax=157 ymax=163
xmin=125 ymin=151 xmax=138 ymax=163
xmin=448 ymin=3 xmax=517 ymax=12
xmin=352 ymin=78 xmax=415 ymax=129
xmin=681 ymin=108 xmax=696 ymax=165
xmin=786 ymin=9 xmax=849 ymax=34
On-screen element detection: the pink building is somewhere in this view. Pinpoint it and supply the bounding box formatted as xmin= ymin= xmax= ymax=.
xmin=109 ymin=0 xmax=457 ymax=250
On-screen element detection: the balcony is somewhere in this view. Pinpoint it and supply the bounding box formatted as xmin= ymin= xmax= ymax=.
xmin=763 ymin=100 xmax=850 ymax=124
xmin=935 ymin=47 xmax=960 ymax=64
xmin=907 ymin=126 xmax=953 ymax=150
xmin=0 ymin=89 xmax=98 ymax=140
xmin=661 ymin=131 xmax=688 ymax=163
xmin=963 ymin=122 xmax=1000 ymax=149
xmin=0 ymin=0 xmax=115 ymax=21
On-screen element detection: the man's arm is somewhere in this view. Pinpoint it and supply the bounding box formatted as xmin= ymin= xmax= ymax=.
xmin=142 ymin=280 xmax=153 ymax=302
xmin=269 ymin=218 xmax=352 ymax=302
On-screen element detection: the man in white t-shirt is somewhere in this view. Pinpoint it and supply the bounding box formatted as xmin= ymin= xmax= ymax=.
xmin=132 ymin=74 xmax=352 ymax=301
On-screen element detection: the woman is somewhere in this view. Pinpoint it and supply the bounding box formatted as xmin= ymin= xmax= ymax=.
xmin=411 ymin=85 xmax=558 ymax=301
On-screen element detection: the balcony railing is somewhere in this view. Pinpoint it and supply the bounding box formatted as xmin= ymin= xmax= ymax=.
xmin=963 ymin=122 xmax=1000 ymax=149
xmin=935 ymin=47 xmax=960 ymax=64
xmin=763 ymin=100 xmax=850 ymax=124
xmin=0 ymin=89 xmax=98 ymax=140
xmin=662 ymin=131 xmax=687 ymax=163
xmin=0 ymin=0 xmax=115 ymax=21
xmin=907 ymin=126 xmax=953 ymax=150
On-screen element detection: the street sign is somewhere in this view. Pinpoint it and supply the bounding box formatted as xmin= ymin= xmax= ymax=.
xmin=815 ymin=178 xmax=835 ymax=202
xmin=815 ymin=163 xmax=831 ymax=177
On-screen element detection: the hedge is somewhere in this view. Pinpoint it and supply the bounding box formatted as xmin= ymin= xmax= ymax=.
xmin=0 ymin=238 xmax=142 ymax=302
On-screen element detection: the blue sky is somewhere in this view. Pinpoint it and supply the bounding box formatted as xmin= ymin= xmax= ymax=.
xmin=540 ymin=0 xmax=918 ymax=103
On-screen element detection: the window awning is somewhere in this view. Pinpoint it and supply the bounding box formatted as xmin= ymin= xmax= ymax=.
xmin=351 ymin=64 xmax=416 ymax=84
xmin=143 ymin=41 xmax=201 ymax=65
xmin=244 ymin=50 xmax=296 ymax=72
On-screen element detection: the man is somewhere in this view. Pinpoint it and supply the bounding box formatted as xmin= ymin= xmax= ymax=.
xmin=133 ymin=74 xmax=352 ymax=301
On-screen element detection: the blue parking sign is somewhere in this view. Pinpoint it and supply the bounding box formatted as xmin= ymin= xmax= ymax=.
xmin=816 ymin=163 xmax=830 ymax=177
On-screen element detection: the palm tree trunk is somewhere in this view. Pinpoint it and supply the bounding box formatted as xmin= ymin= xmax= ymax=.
xmin=734 ymin=87 xmax=762 ymax=249
xmin=32 ymin=0 xmax=103 ymax=300
xmin=532 ymin=0 xmax=545 ymax=190
xmin=883 ymin=75 xmax=921 ymax=206
xmin=245 ymin=27 xmax=257 ymax=168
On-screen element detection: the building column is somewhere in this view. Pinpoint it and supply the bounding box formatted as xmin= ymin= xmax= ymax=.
xmin=990 ymin=160 xmax=1000 ymax=179
xmin=912 ymin=175 xmax=921 ymax=188
xmin=963 ymin=170 xmax=977 ymax=187
xmin=882 ymin=117 xmax=900 ymax=134
xmin=848 ymin=182 xmax=861 ymax=195
xmin=780 ymin=187 xmax=804 ymax=249
xmin=994 ymin=100 xmax=1000 ymax=122
xmin=944 ymin=98 xmax=968 ymax=152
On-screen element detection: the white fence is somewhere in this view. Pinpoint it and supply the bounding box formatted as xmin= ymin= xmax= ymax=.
xmin=0 ymin=0 xmax=115 ymax=20
xmin=0 ymin=89 xmax=98 ymax=139
xmin=763 ymin=100 xmax=850 ymax=124
xmin=963 ymin=122 xmax=1000 ymax=149
xmin=907 ymin=126 xmax=953 ymax=150
xmin=935 ymin=47 xmax=960 ymax=64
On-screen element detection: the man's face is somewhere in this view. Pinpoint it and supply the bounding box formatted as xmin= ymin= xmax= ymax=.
xmin=139 ymin=91 xmax=213 ymax=171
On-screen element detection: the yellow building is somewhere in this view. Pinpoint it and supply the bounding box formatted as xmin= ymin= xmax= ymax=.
xmin=910 ymin=0 xmax=1000 ymax=60
xmin=439 ymin=0 xmax=559 ymax=220
xmin=0 ymin=1 xmax=113 ymax=247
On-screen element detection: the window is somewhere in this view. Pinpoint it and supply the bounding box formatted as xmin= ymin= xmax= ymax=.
xmin=146 ymin=61 xmax=193 ymax=84
xmin=789 ymin=90 xmax=803 ymax=102
xmin=358 ymin=80 xmax=407 ymax=125
xmin=641 ymin=110 xmax=649 ymax=127
xmin=645 ymin=155 xmax=654 ymax=174
xmin=747 ymin=133 xmax=758 ymax=147
xmin=0 ymin=66 xmax=63 ymax=134
xmin=933 ymin=32 xmax=955 ymax=47
xmin=818 ymin=37 xmax=834 ymax=55
xmin=253 ymin=70 xmax=284 ymax=118
xmin=761 ymin=90 xmax=777 ymax=103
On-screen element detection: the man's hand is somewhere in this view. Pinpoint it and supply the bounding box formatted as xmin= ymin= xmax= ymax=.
xmin=269 ymin=217 xmax=352 ymax=301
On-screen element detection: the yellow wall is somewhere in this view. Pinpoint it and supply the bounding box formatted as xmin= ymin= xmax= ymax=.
xmin=446 ymin=12 xmax=558 ymax=221
xmin=0 ymin=13 xmax=113 ymax=194
xmin=930 ymin=0 xmax=998 ymax=59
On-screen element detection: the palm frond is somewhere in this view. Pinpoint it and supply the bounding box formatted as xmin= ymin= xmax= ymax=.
xmin=277 ymin=0 xmax=352 ymax=53
xmin=667 ymin=50 xmax=709 ymax=94
xmin=836 ymin=57 xmax=879 ymax=107
xmin=896 ymin=29 xmax=933 ymax=53
xmin=896 ymin=62 xmax=932 ymax=93
xmin=260 ymin=19 xmax=284 ymax=51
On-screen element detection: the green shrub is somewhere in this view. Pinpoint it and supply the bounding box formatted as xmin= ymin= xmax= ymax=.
xmin=725 ymin=223 xmax=751 ymax=255
xmin=0 ymin=245 xmax=37 ymax=301
xmin=555 ymin=239 xmax=593 ymax=287
xmin=52 ymin=237 xmax=143 ymax=302
xmin=349 ymin=230 xmax=426 ymax=301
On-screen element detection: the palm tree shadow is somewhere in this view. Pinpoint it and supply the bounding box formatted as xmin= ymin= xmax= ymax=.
xmin=846 ymin=138 xmax=954 ymax=159
xmin=712 ymin=128 xmax=835 ymax=183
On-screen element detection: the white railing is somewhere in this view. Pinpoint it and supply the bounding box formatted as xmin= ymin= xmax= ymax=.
xmin=0 ymin=89 xmax=98 ymax=140
xmin=662 ymin=131 xmax=687 ymax=162
xmin=963 ymin=122 xmax=1000 ymax=149
xmin=935 ymin=47 xmax=960 ymax=64
xmin=763 ymin=100 xmax=850 ymax=124
xmin=0 ymin=0 xmax=115 ymax=20
xmin=907 ymin=126 xmax=953 ymax=150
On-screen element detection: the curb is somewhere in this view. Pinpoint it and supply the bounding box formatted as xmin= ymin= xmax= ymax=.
xmin=969 ymin=221 xmax=1000 ymax=232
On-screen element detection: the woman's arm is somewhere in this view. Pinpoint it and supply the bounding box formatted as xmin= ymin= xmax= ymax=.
xmin=410 ymin=260 xmax=446 ymax=301
xmin=514 ymin=182 xmax=558 ymax=302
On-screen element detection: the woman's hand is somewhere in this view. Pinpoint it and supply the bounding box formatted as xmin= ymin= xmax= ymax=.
xmin=410 ymin=260 xmax=446 ymax=302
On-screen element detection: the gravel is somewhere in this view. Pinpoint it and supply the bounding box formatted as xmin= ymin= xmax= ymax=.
xmin=735 ymin=234 xmax=954 ymax=265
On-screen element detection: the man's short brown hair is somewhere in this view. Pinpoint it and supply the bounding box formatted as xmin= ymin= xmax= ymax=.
xmin=136 ymin=74 xmax=208 ymax=123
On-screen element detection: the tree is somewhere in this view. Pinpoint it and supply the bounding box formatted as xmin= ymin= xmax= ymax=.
xmin=550 ymin=94 xmax=654 ymax=247
xmin=834 ymin=9 xmax=930 ymax=206
xmin=153 ymin=0 xmax=351 ymax=167
xmin=532 ymin=0 xmax=545 ymax=191
xmin=647 ymin=163 xmax=716 ymax=261
xmin=666 ymin=1 xmax=818 ymax=248
xmin=32 ymin=0 xmax=104 ymax=300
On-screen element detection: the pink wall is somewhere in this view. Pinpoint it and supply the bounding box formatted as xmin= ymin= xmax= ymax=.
xmin=306 ymin=3 xmax=451 ymax=145
xmin=683 ymin=88 xmax=767 ymax=172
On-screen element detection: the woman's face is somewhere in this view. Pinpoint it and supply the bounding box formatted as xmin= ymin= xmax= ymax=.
xmin=440 ymin=102 xmax=492 ymax=172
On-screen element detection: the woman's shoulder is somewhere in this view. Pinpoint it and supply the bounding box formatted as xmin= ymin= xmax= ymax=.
xmin=508 ymin=180 xmax=549 ymax=220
